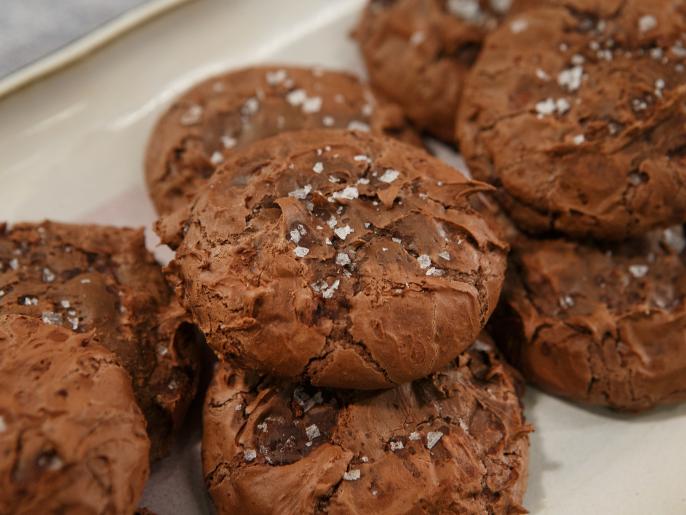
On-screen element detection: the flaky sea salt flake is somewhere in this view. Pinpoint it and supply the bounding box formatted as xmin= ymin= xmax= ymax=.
xmin=41 ymin=312 xmax=63 ymax=325
xmin=322 ymin=280 xmax=341 ymax=300
xmin=417 ymin=255 xmax=431 ymax=269
xmin=288 ymin=184 xmax=312 ymax=200
xmin=210 ymin=151 xmax=224 ymax=165
xmin=332 ymin=186 xmax=359 ymax=201
xmin=336 ymin=253 xmax=351 ymax=266
xmin=221 ymin=135 xmax=237 ymax=149
xmin=287 ymin=89 xmax=307 ymax=106
xmin=426 ymin=431 xmax=443 ymax=450
xmin=334 ymin=225 xmax=354 ymax=240
xmin=348 ymin=120 xmax=370 ymax=132
xmin=558 ymin=66 xmax=583 ymax=92
xmin=510 ymin=18 xmax=528 ymax=33
xmin=629 ymin=264 xmax=649 ymax=278
xmin=410 ymin=31 xmax=426 ymax=46
xmin=306 ymin=424 xmax=321 ymax=441
xmin=303 ymin=96 xmax=323 ymax=114
xmin=180 ymin=104 xmax=203 ymax=125
xmin=638 ymin=15 xmax=657 ymax=33
xmin=266 ymin=69 xmax=288 ymax=85
xmin=42 ymin=267 xmax=55 ymax=283
xmin=536 ymin=68 xmax=550 ymax=81
xmin=294 ymin=247 xmax=310 ymax=258
xmin=343 ymin=469 xmax=361 ymax=481
xmin=379 ymin=169 xmax=400 ymax=183
xmin=447 ymin=0 xmax=481 ymax=21
xmin=242 ymin=97 xmax=260 ymax=116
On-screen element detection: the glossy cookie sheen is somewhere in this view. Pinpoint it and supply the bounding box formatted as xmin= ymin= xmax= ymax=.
xmin=0 ymin=222 xmax=201 ymax=459
xmin=458 ymin=0 xmax=686 ymax=239
xmin=0 ymin=315 xmax=150 ymax=514
xmin=159 ymin=129 xmax=507 ymax=389
xmin=203 ymin=335 xmax=530 ymax=515
xmin=145 ymin=66 xmax=419 ymax=215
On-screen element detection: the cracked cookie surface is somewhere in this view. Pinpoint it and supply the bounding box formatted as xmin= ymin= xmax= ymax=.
xmin=355 ymin=0 xmax=538 ymax=141
xmin=0 ymin=221 xmax=202 ymax=459
xmin=458 ymin=0 xmax=686 ymax=239
xmin=0 ymin=315 xmax=150 ymax=514
xmin=202 ymin=335 xmax=530 ymax=515
xmin=491 ymin=226 xmax=686 ymax=411
xmin=145 ymin=66 xmax=419 ymax=215
xmin=159 ymin=129 xmax=507 ymax=389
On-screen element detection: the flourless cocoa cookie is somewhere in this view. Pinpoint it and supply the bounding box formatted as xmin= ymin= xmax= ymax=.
xmin=458 ymin=0 xmax=686 ymax=239
xmin=491 ymin=226 xmax=686 ymax=411
xmin=355 ymin=0 xmax=539 ymax=141
xmin=159 ymin=129 xmax=507 ymax=389
xmin=203 ymin=335 xmax=530 ymax=515
xmin=0 ymin=221 xmax=201 ymax=459
xmin=0 ymin=315 xmax=150 ymax=514
xmin=145 ymin=65 xmax=419 ymax=215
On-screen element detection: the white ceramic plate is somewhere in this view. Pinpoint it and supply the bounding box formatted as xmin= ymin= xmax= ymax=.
xmin=0 ymin=1 xmax=684 ymax=514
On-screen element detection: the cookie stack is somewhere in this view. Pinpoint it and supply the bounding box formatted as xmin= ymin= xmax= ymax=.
xmin=454 ymin=0 xmax=686 ymax=411
xmin=147 ymin=67 xmax=531 ymax=513
xmin=3 ymin=0 xmax=683 ymax=512
xmin=0 ymin=223 xmax=202 ymax=513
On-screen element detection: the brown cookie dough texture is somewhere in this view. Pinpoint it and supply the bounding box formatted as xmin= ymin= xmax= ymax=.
xmin=0 ymin=315 xmax=150 ymax=514
xmin=492 ymin=226 xmax=686 ymax=411
xmin=355 ymin=0 xmax=541 ymax=141
xmin=203 ymin=335 xmax=530 ymax=515
xmin=145 ymin=65 xmax=419 ymax=215
xmin=458 ymin=0 xmax=686 ymax=240
xmin=159 ymin=129 xmax=507 ymax=389
xmin=0 ymin=222 xmax=201 ymax=459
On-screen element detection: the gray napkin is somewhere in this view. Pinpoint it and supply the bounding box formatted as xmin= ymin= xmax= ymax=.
xmin=0 ymin=0 xmax=154 ymax=78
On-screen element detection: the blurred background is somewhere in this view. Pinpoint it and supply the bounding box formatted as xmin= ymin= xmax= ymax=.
xmin=0 ymin=0 xmax=183 ymax=78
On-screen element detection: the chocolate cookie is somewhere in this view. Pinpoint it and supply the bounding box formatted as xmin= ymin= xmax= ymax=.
xmin=159 ymin=129 xmax=507 ymax=389
xmin=355 ymin=0 xmax=540 ymax=141
xmin=0 ymin=222 xmax=201 ymax=459
xmin=203 ymin=335 xmax=530 ymax=515
xmin=491 ymin=226 xmax=686 ymax=411
xmin=0 ymin=315 xmax=150 ymax=514
xmin=145 ymin=65 xmax=419 ymax=215
xmin=458 ymin=0 xmax=686 ymax=239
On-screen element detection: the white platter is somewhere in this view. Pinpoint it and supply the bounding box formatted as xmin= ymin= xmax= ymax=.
xmin=0 ymin=1 xmax=684 ymax=514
